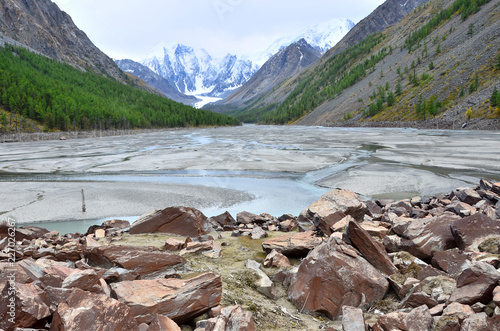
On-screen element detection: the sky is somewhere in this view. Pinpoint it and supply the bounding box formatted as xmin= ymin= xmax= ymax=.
xmin=52 ymin=0 xmax=386 ymax=61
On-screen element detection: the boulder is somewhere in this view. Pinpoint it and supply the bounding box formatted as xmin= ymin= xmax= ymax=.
xmin=261 ymin=230 xmax=323 ymax=257
xmin=431 ymin=249 xmax=474 ymax=279
xmin=102 ymin=219 xmax=131 ymax=229
xmin=147 ymin=315 xmax=181 ymax=331
xmin=445 ymin=200 xmax=476 ymax=217
xmin=0 ymin=223 xmax=49 ymax=241
xmin=404 ymin=305 xmax=433 ymax=331
xmin=209 ymin=211 xmax=236 ymax=228
xmin=236 ymin=211 xmax=259 ymax=225
xmin=245 ymin=259 xmax=277 ymax=300
xmin=287 ymin=236 xmax=388 ymax=320
xmin=50 ymin=287 xmax=138 ymax=330
xmin=297 ymin=189 xmax=370 ymax=232
xmin=460 ymin=313 xmax=500 ymax=331
xmin=403 ymin=276 xmax=456 ymax=308
xmin=85 ymin=245 xmax=186 ymax=277
xmin=385 ymin=214 xmax=460 ymax=261
xmin=448 ymin=262 xmax=500 ymax=305
xmin=0 ymin=282 xmax=50 ymax=330
xmin=54 ymin=241 xmax=84 ymax=262
xmin=442 ymin=302 xmax=475 ymax=322
xmin=111 ymin=272 xmax=222 ymax=324
xmin=164 ymin=238 xmax=185 ymax=251
xmin=372 ymin=311 xmax=406 ymax=331
xmin=94 ymin=229 xmax=106 ymax=238
xmin=455 ymin=188 xmax=483 ymax=206
xmin=250 ymin=226 xmax=268 ymax=240
xmin=346 ymin=220 xmax=398 ymax=275
xmin=201 ymin=305 xmax=255 ymax=331
xmin=179 ymin=240 xmax=221 ymax=259
xmin=130 ymin=206 xmax=212 ymax=236
xmin=341 ymin=306 xmax=365 ymax=331
xmin=61 ymin=269 xmax=104 ymax=293
xmin=450 ymin=213 xmax=500 ymax=251
xmin=263 ymin=249 xmax=291 ymax=268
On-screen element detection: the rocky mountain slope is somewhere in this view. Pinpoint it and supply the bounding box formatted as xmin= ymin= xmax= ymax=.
xmin=293 ymin=0 xmax=500 ymax=127
xmin=220 ymin=0 xmax=433 ymax=122
xmin=0 ymin=0 xmax=125 ymax=82
xmin=212 ymin=39 xmax=322 ymax=119
xmin=115 ymin=59 xmax=199 ymax=105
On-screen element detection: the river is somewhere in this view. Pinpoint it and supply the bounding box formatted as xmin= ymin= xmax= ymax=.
xmin=1 ymin=125 xmax=499 ymax=234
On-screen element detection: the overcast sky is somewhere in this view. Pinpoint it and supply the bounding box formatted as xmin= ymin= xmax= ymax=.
xmin=52 ymin=0 xmax=386 ymax=61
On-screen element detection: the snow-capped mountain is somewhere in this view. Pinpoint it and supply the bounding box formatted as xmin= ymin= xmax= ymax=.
xmin=141 ymin=43 xmax=258 ymax=98
xmin=253 ymin=18 xmax=355 ymax=66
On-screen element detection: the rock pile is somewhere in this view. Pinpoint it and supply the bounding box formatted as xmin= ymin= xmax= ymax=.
xmin=1 ymin=179 xmax=500 ymax=330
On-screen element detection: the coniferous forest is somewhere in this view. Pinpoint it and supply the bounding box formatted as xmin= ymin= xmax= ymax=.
xmin=0 ymin=45 xmax=240 ymax=133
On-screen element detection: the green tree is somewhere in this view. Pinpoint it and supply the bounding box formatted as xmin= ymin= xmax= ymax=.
xmin=491 ymin=86 xmax=499 ymax=107
xmin=395 ymin=80 xmax=403 ymax=96
xmin=436 ymin=43 xmax=441 ymax=54
xmin=387 ymin=91 xmax=396 ymax=107
xmin=467 ymin=23 xmax=474 ymax=38
xmin=429 ymin=61 xmax=435 ymax=70
xmin=459 ymin=88 xmax=465 ymax=98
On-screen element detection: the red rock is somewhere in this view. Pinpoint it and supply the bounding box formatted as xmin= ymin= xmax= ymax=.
xmin=0 ymin=282 xmax=50 ymax=330
xmin=297 ymin=189 xmax=370 ymax=233
xmin=431 ymin=249 xmax=474 ymax=278
xmin=347 ymin=219 xmax=398 ymax=275
xmin=147 ymin=315 xmax=181 ymax=331
xmin=341 ymin=306 xmax=365 ymax=331
xmin=50 ymin=287 xmax=138 ymax=330
xmin=179 ymin=240 xmax=221 ymax=259
xmin=450 ymin=213 xmax=500 ymax=251
xmin=202 ymin=305 xmax=255 ymax=331
xmin=94 ymin=229 xmax=106 ymax=238
xmin=372 ymin=311 xmax=406 ymax=331
xmin=261 ymin=230 xmax=323 ymax=257
xmin=102 ymin=219 xmax=131 ymax=229
xmin=209 ymin=211 xmax=236 ymax=227
xmin=85 ymin=245 xmax=186 ymax=277
xmin=360 ymin=223 xmax=389 ymax=239
xmin=448 ymin=262 xmax=500 ymax=305
xmin=461 ymin=313 xmax=500 ymax=331
xmin=279 ymin=218 xmax=298 ymax=232
xmin=442 ymin=302 xmax=475 ymax=322
xmin=130 ymin=206 xmax=212 ymax=236
xmin=493 ymin=286 xmax=500 ymax=307
xmin=111 ymin=272 xmax=222 ymax=324
xmin=61 ymin=269 xmax=104 ymax=294
xmin=405 ymin=305 xmax=432 ymax=331
xmin=455 ymin=188 xmax=483 ymax=206
xmin=433 ymin=315 xmax=460 ymax=330
xmin=263 ymin=249 xmax=291 ymax=268
xmin=164 ymin=238 xmax=185 ymax=251
xmin=54 ymin=241 xmax=84 ymax=262
xmin=385 ymin=214 xmax=460 ymax=261
xmin=404 ymin=276 xmax=456 ymax=308
xmin=445 ymin=200 xmax=476 ymax=217
xmin=246 ymin=259 xmax=277 ymax=300
xmin=287 ymin=236 xmax=388 ymax=319
xmin=236 ymin=211 xmax=258 ymax=225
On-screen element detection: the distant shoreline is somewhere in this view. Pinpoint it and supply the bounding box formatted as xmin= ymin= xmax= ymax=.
xmin=329 ymin=118 xmax=500 ymax=131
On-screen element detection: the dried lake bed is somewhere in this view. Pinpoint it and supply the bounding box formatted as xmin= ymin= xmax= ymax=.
xmin=1 ymin=125 xmax=499 ymax=232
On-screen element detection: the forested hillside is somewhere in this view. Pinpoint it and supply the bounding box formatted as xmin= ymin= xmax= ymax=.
xmin=0 ymin=45 xmax=239 ymax=134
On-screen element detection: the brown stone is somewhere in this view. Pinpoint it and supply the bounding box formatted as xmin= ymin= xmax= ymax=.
xmin=261 ymin=230 xmax=323 ymax=257
xmin=445 ymin=200 xmax=476 ymax=217
xmin=202 ymin=305 xmax=255 ymax=331
xmin=0 ymin=223 xmax=49 ymax=241
xmin=461 ymin=313 xmax=500 ymax=331
xmin=341 ymin=306 xmax=365 ymax=331
xmin=347 ymin=219 xmax=398 ymax=275
xmin=85 ymin=245 xmax=186 ymax=277
xmin=448 ymin=262 xmax=500 ymax=305
xmin=455 ymin=188 xmax=483 ymax=206
xmin=102 ymin=219 xmax=131 ymax=229
xmin=404 ymin=276 xmax=456 ymax=308
xmin=147 ymin=314 xmax=181 ymax=331
xmin=360 ymin=223 xmax=389 ymax=239
xmin=434 ymin=315 xmax=460 ymax=331
xmin=431 ymin=249 xmax=474 ymax=278
xmin=246 ymin=259 xmax=277 ymax=300
xmin=209 ymin=211 xmax=236 ymax=227
xmin=130 ymin=206 xmax=212 ymax=236
xmin=405 ymin=305 xmax=432 ymax=331
xmin=94 ymin=229 xmax=106 ymax=238
xmin=372 ymin=311 xmax=406 ymax=331
xmin=54 ymin=241 xmax=84 ymax=262
xmin=236 ymin=211 xmax=258 ymax=225
xmin=164 ymin=238 xmax=185 ymax=251
xmin=250 ymin=225 xmax=268 ymax=240
xmin=386 ymin=214 xmax=460 ymax=261
xmin=287 ymin=236 xmax=388 ymax=319
xmin=297 ymin=189 xmax=370 ymax=233
xmin=179 ymin=240 xmax=221 ymax=259
xmin=442 ymin=302 xmax=475 ymax=322
xmin=111 ymin=272 xmax=222 ymax=324
xmin=493 ymin=286 xmax=500 ymax=307
xmin=61 ymin=269 xmax=104 ymax=293
xmin=50 ymin=287 xmax=138 ymax=330
xmin=263 ymin=249 xmax=291 ymax=268
xmin=0 ymin=282 xmax=50 ymax=330
xmin=450 ymin=213 xmax=500 ymax=251
xmin=279 ymin=218 xmax=298 ymax=232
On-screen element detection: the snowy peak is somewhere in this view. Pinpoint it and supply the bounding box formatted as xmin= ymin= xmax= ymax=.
xmin=255 ymin=18 xmax=355 ymax=66
xmin=141 ymin=43 xmax=257 ymax=98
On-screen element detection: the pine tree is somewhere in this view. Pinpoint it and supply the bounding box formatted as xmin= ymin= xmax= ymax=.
xmin=395 ymin=80 xmax=403 ymax=96
xmin=429 ymin=61 xmax=435 ymax=70
xmin=492 ymin=87 xmax=499 ymax=108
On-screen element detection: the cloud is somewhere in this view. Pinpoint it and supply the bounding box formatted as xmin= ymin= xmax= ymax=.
xmin=52 ymin=0 xmax=386 ymax=61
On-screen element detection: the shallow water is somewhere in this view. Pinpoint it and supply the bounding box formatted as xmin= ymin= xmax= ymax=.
xmin=1 ymin=125 xmax=499 ymax=233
